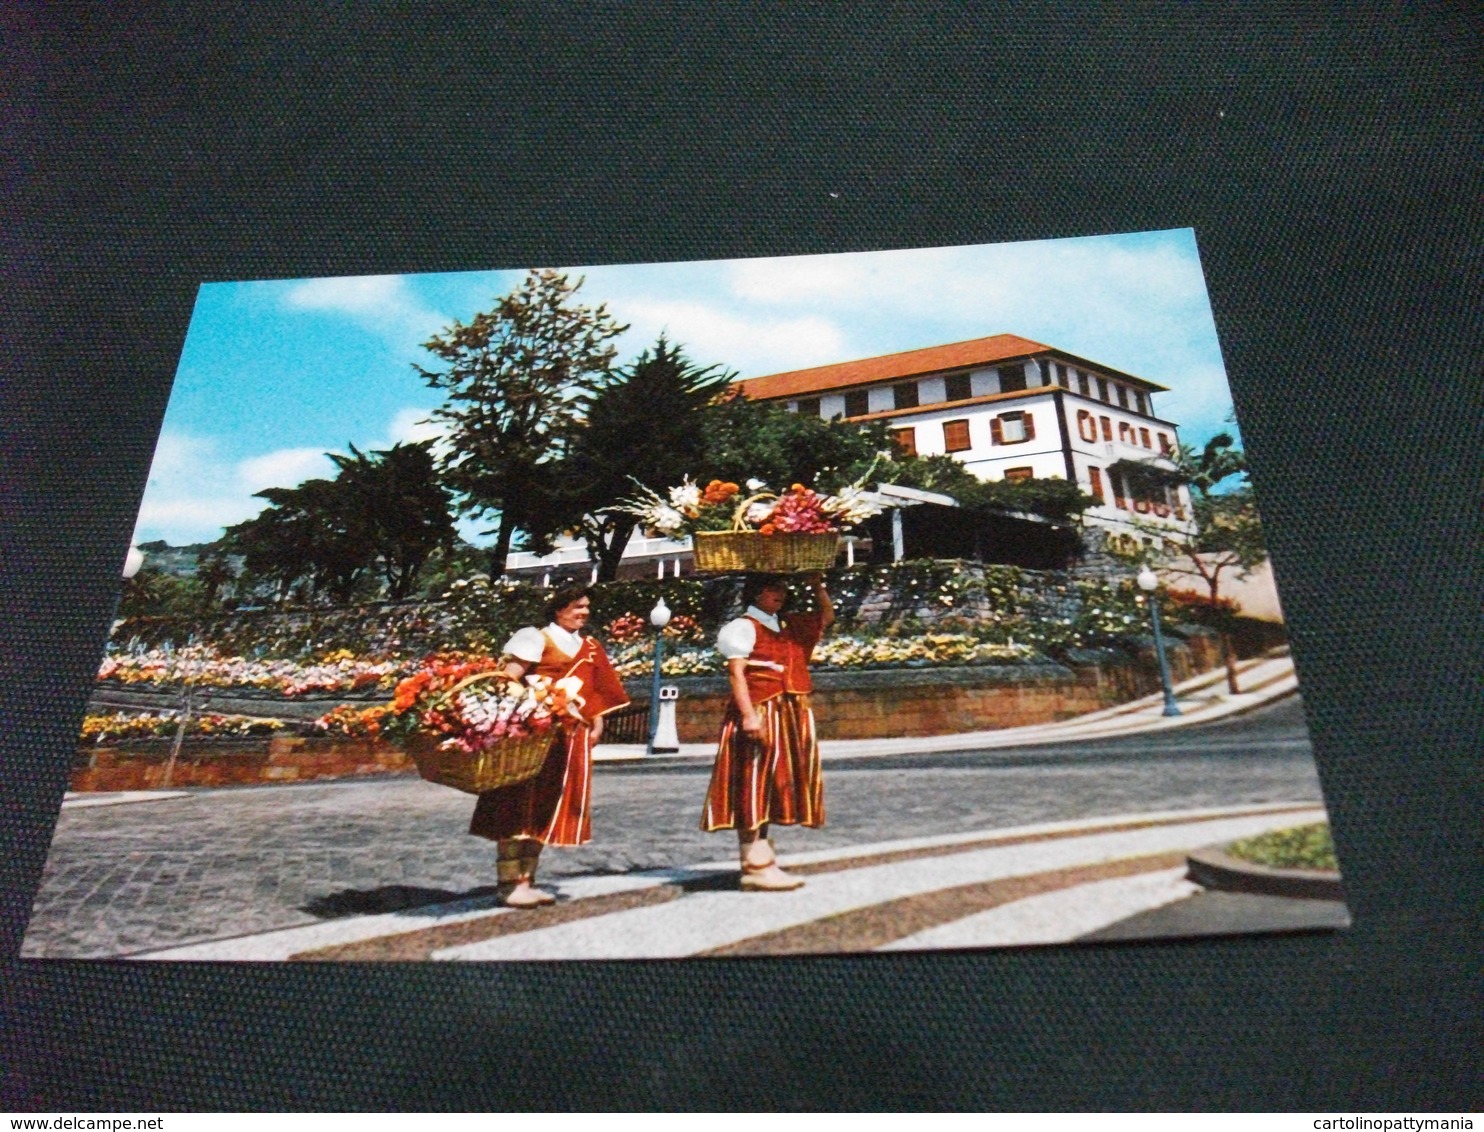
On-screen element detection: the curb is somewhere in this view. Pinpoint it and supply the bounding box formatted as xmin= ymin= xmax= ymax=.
xmin=1185 ymin=846 xmax=1344 ymax=900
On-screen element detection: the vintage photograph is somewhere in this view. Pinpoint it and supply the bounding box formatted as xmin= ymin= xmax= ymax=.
xmin=22 ymin=231 xmax=1347 ymax=961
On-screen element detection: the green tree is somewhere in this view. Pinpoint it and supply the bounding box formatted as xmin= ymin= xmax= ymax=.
xmin=1170 ymin=431 xmax=1246 ymax=495
xmin=328 ymin=441 xmax=456 ymax=600
xmin=698 ymin=391 xmax=891 ymax=491
xmin=118 ymin=567 xmax=207 ymax=619
xmin=194 ymin=549 xmax=237 ymax=612
xmin=878 ymin=452 xmax=1096 ymax=523
xmin=1123 ymin=429 xmax=1265 ymax=693
xmin=1157 ymin=487 xmax=1267 ymax=693
xmin=224 ymin=477 xmax=374 ymax=605
xmin=416 ymin=270 xmax=629 ymax=575
xmin=551 ymin=337 xmax=735 ymax=581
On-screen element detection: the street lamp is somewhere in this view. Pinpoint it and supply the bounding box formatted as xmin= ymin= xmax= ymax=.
xmin=1137 ymin=566 xmax=1182 ymax=717
xmin=647 ymin=597 xmax=671 ymax=753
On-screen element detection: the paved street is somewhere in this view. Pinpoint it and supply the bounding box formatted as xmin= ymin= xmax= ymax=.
xmin=21 ymin=697 xmax=1328 ymax=958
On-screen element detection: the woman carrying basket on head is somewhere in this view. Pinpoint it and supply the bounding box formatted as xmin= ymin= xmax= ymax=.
xmin=470 ymin=585 xmax=629 ymax=908
xmin=701 ymin=571 xmax=834 ymax=891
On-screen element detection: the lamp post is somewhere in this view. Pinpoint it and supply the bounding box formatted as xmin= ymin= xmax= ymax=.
xmin=647 ymin=597 xmax=671 ymax=753
xmin=1137 ymin=566 xmax=1182 ymax=717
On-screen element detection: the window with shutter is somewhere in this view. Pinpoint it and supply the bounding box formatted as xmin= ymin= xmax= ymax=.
xmin=891 ymin=427 xmax=917 ymax=456
xmin=1139 ymin=427 xmax=1152 ymax=448
xmin=1088 ymin=467 xmax=1105 ymax=501
xmin=844 ymin=390 xmax=870 ymax=417
xmin=943 ymin=419 xmax=972 ymax=452
xmin=944 ymin=373 xmax=972 ymax=402
xmin=1023 ymin=412 xmax=1036 ymax=440
xmin=1005 ymin=467 xmax=1033 ymax=483
xmin=1077 ymin=410 xmax=1097 ymax=442
xmin=1119 ymin=421 xmax=1133 ymax=443
xmin=893 ymin=382 xmax=919 ymax=410
xmin=1158 ymin=431 xmax=1171 ymax=454
xmin=995 ymin=412 xmax=1027 ymax=443
xmin=1100 ymin=416 xmax=1113 ymax=441
xmin=796 ymin=397 xmax=821 ymax=418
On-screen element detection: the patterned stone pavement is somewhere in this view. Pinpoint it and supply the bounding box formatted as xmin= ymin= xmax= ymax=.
xmin=20 ymin=697 xmax=1324 ymax=958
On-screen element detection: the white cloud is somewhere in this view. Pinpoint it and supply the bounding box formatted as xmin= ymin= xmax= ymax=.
xmin=279 ymin=273 xmax=446 ymax=348
xmin=616 ymin=298 xmax=851 ymax=377
xmin=380 ymin=406 xmax=445 ymax=448
xmin=134 ymin=405 xmax=458 ymax=546
xmin=711 ymin=235 xmax=1232 ymax=436
xmin=135 ymin=431 xmax=258 ymax=544
xmin=282 ymin=274 xmax=407 ymax=315
xmin=235 ymin=448 xmax=336 ymax=494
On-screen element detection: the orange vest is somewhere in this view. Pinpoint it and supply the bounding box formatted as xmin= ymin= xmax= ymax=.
xmin=740 ymin=614 xmax=822 ymax=704
xmin=533 ymin=632 xmax=630 ymax=723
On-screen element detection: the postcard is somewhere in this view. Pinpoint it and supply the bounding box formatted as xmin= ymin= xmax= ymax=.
xmin=21 ymin=231 xmax=1347 ymax=961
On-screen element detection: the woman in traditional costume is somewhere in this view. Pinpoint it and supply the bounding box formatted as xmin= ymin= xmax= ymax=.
xmin=701 ymin=571 xmax=834 ymax=891
xmin=470 ymin=585 xmax=629 ymax=907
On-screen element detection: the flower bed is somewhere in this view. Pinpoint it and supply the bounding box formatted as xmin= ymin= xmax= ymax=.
xmin=100 ymin=560 xmax=1214 ymax=699
xmin=79 ymin=712 xmax=295 ymax=746
xmin=1225 ymin=823 xmax=1338 ymax=872
xmin=98 ymin=646 xmax=407 ymax=697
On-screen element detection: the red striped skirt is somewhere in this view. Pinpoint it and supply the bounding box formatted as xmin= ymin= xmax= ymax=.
xmin=701 ymin=693 xmax=823 ymax=833
xmin=469 ymin=723 xmax=593 ymax=846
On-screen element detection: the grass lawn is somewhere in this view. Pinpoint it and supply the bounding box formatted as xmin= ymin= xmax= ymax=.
xmin=1225 ymin=822 xmax=1338 ymax=871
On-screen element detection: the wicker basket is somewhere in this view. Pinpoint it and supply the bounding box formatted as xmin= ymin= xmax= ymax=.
xmin=691 ymin=530 xmax=840 ymax=574
xmin=404 ymin=730 xmax=557 ymax=794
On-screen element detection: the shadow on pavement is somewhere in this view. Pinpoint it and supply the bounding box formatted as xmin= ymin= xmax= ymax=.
xmin=302 ymin=884 xmax=504 ymax=918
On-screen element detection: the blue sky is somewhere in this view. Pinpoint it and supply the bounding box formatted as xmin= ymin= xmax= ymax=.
xmin=138 ymin=229 xmax=1237 ymax=546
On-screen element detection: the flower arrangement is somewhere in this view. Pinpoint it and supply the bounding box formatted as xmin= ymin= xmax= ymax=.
xmin=377 ymin=656 xmax=575 ymax=757
xmin=620 ymin=475 xmax=882 ymax=538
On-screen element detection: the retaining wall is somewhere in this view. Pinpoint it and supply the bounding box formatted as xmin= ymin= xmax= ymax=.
xmin=71 ymin=737 xmax=412 ymax=792
xmin=628 ymin=631 xmax=1219 ymax=742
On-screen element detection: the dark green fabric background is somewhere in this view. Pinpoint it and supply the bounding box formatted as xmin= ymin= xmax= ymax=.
xmin=4 ymin=4 xmax=1480 ymax=1111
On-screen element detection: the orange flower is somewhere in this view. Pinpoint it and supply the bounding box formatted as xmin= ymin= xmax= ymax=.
xmin=392 ymin=672 xmax=432 ymax=712
xmin=760 ymin=523 xmax=776 ymax=535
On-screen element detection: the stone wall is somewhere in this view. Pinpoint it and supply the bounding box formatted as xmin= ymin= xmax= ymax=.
xmin=71 ymin=737 xmax=413 ymax=792
xmin=628 ymin=630 xmax=1220 ymax=742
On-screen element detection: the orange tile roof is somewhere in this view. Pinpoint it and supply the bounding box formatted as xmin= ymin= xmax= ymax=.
xmin=734 ymin=333 xmax=1168 ymax=399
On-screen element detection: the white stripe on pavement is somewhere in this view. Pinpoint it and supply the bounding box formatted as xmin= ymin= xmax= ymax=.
xmin=127 ymin=865 xmax=737 ymax=961
xmin=434 ymin=808 xmax=1325 ymax=960
xmin=61 ymin=790 xmax=192 ymax=809
xmin=879 ymin=867 xmax=1197 ymax=951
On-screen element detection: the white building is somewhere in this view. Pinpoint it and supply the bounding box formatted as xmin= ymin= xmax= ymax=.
xmin=735 ymin=333 xmax=1195 ymax=543
xmin=507 ymin=333 xmax=1196 ymax=578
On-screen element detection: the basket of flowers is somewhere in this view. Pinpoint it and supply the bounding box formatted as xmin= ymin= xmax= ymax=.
xmin=621 ymin=475 xmax=882 ymax=575
xmin=379 ymin=656 xmax=574 ymax=794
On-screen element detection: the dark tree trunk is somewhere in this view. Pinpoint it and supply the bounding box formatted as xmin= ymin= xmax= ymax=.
xmin=595 ymin=517 xmax=637 ymax=582
xmin=1208 ymin=576 xmax=1240 ymax=694
xmin=488 ymin=517 xmax=515 ymax=578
